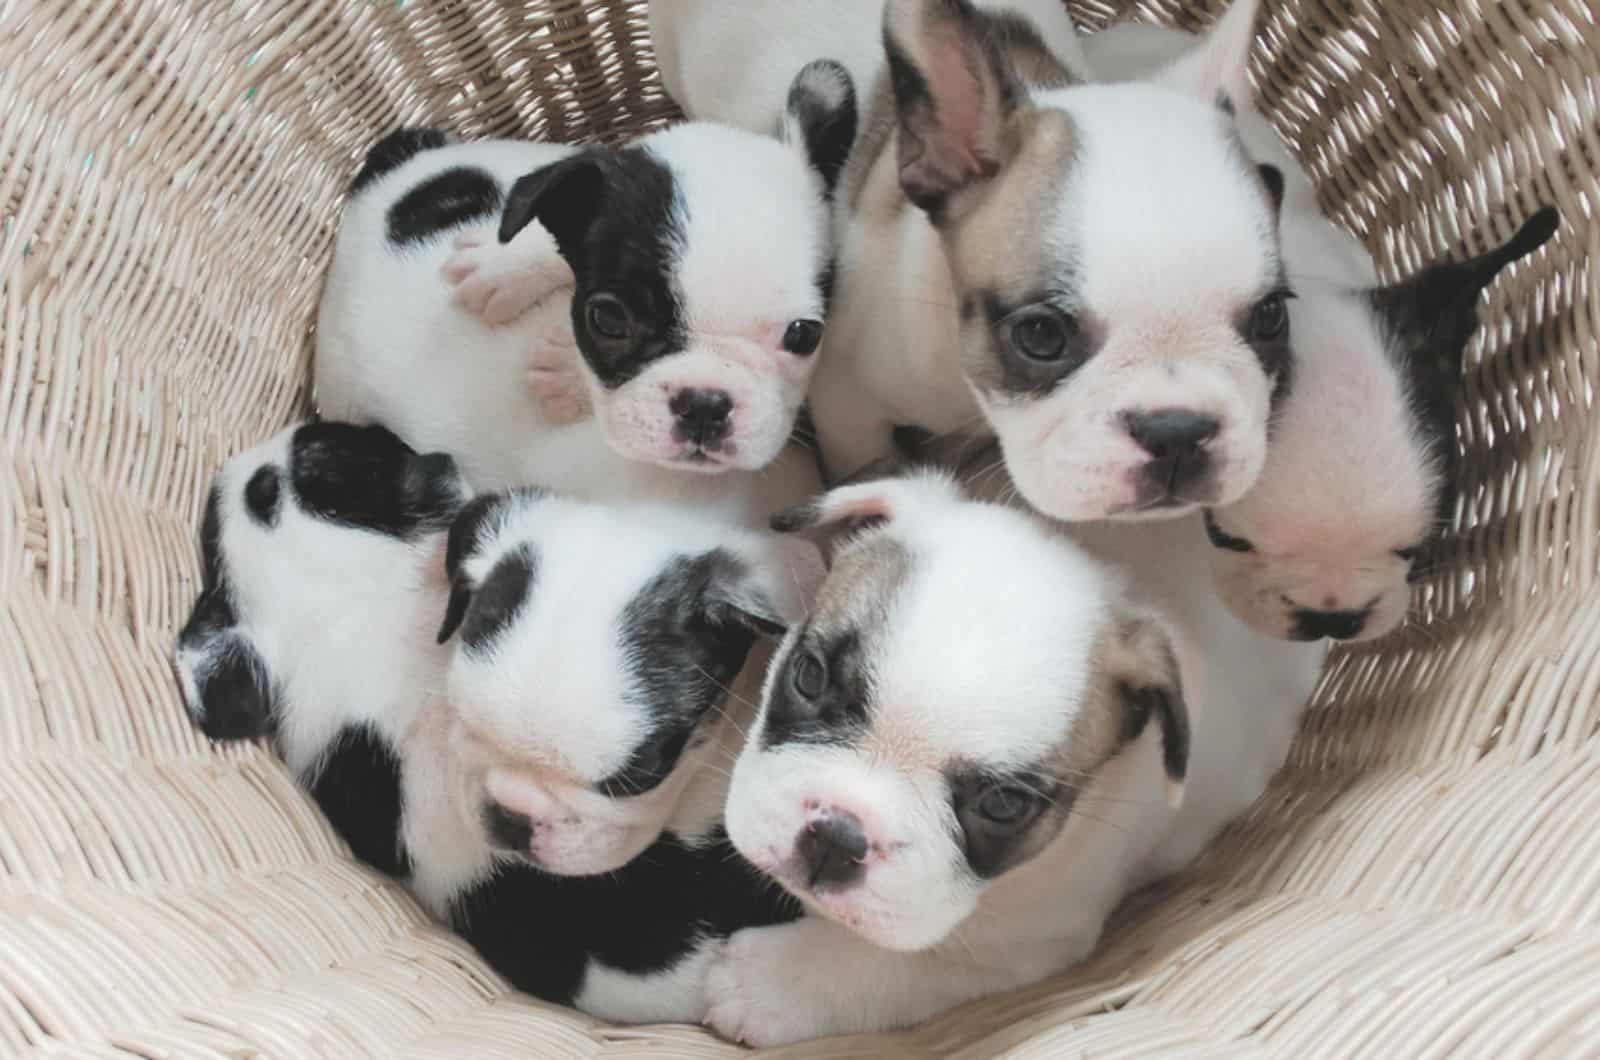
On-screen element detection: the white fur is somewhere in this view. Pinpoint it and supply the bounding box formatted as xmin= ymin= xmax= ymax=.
xmin=713 ymin=476 xmax=1324 ymax=1045
xmin=314 ymin=124 xmax=829 ymax=520
xmin=1085 ymin=22 xmax=1437 ymax=641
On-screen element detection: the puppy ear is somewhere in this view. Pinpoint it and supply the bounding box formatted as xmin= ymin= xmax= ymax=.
xmin=1370 ymin=206 xmax=1559 ymax=374
xmin=1154 ymin=0 xmax=1260 ymax=110
xmin=701 ymin=534 xmax=827 ymax=637
xmin=771 ymin=469 xmax=965 ymax=534
xmin=437 ymin=492 xmax=507 ymax=643
xmin=781 ymin=59 xmax=859 ymax=199
xmin=1104 ymin=609 xmax=1191 ymax=809
xmin=883 ymin=0 xmax=1035 ymax=217
xmin=175 ymin=593 xmax=276 ymax=741
xmin=498 ymin=152 xmax=609 ymax=262
xmin=404 ymin=450 xmax=469 ymax=529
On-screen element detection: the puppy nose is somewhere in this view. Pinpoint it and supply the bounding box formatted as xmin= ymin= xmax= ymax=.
xmin=483 ymin=801 xmax=534 ymax=852
xmin=1122 ymin=410 xmax=1220 ymax=459
xmin=1291 ymin=607 xmax=1369 ymax=641
xmin=669 ymin=388 xmax=733 ymax=447
xmin=795 ymin=808 xmax=868 ymax=890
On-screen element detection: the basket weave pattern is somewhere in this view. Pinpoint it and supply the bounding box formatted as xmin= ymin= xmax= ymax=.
xmin=2 ymin=0 xmax=1595 ymax=1055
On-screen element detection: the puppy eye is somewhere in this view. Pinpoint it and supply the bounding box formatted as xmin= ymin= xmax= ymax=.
xmin=585 ymin=293 xmax=633 ymax=341
xmin=1394 ymin=545 xmax=1419 ymax=562
xmin=1007 ymin=308 xmax=1074 ymax=363
xmin=790 ymin=650 xmax=827 ymax=700
xmin=782 ymin=319 xmax=824 ymax=356
xmin=975 ymin=784 xmax=1038 ymax=827
xmin=1203 ymin=510 xmax=1255 ymax=553
xmin=1247 ymin=292 xmax=1291 ymax=344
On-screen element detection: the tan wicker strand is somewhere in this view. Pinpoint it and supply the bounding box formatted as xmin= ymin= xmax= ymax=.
xmin=1 ymin=0 xmax=1596 ymax=1055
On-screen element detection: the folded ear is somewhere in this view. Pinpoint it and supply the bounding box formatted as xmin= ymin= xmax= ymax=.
xmin=882 ymin=0 xmax=1037 ymax=218
xmin=781 ymin=59 xmax=859 ymax=199
xmin=698 ymin=534 xmax=827 ymax=638
xmin=404 ymin=450 xmax=470 ymax=529
xmin=771 ymin=469 xmax=965 ymax=534
xmin=437 ymin=491 xmax=512 ymax=644
xmin=1371 ymin=206 xmax=1560 ymax=376
xmin=498 ymin=151 xmax=609 ymax=263
xmin=175 ymin=593 xmax=276 ymax=742
xmin=1154 ymin=0 xmax=1260 ymax=111
xmin=1104 ymin=609 xmax=1191 ymax=809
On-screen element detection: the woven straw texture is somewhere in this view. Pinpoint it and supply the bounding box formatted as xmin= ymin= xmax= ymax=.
xmin=2 ymin=0 xmax=1595 ymax=1055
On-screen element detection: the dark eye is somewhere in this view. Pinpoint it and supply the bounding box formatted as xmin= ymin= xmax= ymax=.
xmin=1008 ymin=308 xmax=1073 ymax=363
xmin=585 ymin=293 xmax=632 ymax=341
xmin=782 ymin=319 xmax=823 ymax=356
xmin=791 ymin=651 xmax=827 ymax=700
xmin=1395 ymin=545 xmax=1420 ymax=563
xmin=1203 ymin=510 xmax=1255 ymax=553
xmin=1248 ymin=292 xmax=1290 ymax=343
xmin=975 ymin=785 xmax=1037 ymax=826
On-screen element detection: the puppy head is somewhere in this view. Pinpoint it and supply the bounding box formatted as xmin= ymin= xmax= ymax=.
xmin=173 ymin=420 xmax=467 ymax=741
xmin=1206 ymin=207 xmax=1560 ymax=642
xmin=497 ymin=62 xmax=857 ymax=474
xmin=727 ymin=474 xmax=1190 ymax=951
xmin=883 ymin=0 xmax=1289 ymax=521
xmin=437 ymin=489 xmax=824 ymax=876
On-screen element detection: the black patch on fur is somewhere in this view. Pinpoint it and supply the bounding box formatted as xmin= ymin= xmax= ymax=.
xmin=1369 ymin=207 xmax=1560 ymax=529
xmin=288 ymin=421 xmax=464 ymax=539
xmin=385 ymin=166 xmax=503 ymax=246
xmin=181 ymin=621 xmax=275 ymax=741
xmin=1289 ymin=606 xmax=1372 ymax=643
xmin=817 ymin=259 xmax=837 ymax=312
xmin=448 ymin=830 xmax=797 ymax=1004
xmin=947 ymin=766 xmax=1063 ymax=880
xmin=598 ymin=552 xmax=762 ymax=795
xmin=1118 ymin=680 xmax=1191 ymax=787
xmin=199 ymin=485 xmax=227 ymax=592
xmin=244 ymin=466 xmax=281 ymax=528
xmin=458 ymin=544 xmax=537 ymax=655
xmin=1234 ymin=288 xmax=1295 ymax=407
xmin=785 ymin=59 xmax=858 ymax=198
xmin=307 ymin=725 xmax=409 ymax=878
xmin=761 ymin=628 xmax=869 ymax=748
xmin=483 ymin=802 xmax=534 ymax=853
xmin=981 ymin=291 xmax=1101 ymax=397
xmin=501 ymin=148 xmax=690 ymax=391
xmin=351 ymin=127 xmax=449 ymax=194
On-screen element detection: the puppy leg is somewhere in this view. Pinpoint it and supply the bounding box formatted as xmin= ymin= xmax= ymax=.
xmin=704 ymin=917 xmax=1046 ymax=1047
xmin=441 ymin=228 xmax=573 ymax=327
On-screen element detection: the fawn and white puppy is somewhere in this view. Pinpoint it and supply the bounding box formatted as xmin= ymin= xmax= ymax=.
xmin=1085 ymin=21 xmax=1563 ymax=641
xmin=173 ymin=421 xmax=825 ymax=1024
xmin=314 ymin=62 xmax=855 ymax=523
xmin=770 ymin=0 xmax=1294 ymax=527
xmin=709 ymin=470 xmax=1324 ymax=1045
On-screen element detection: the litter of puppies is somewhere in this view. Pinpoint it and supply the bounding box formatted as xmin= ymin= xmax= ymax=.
xmin=173 ymin=0 xmax=1559 ymax=1047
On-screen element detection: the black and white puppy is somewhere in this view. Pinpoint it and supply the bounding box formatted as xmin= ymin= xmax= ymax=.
xmin=174 ymin=422 xmax=825 ymax=1023
xmin=314 ymin=62 xmax=855 ymax=523
xmin=1085 ymin=21 xmax=1562 ymax=642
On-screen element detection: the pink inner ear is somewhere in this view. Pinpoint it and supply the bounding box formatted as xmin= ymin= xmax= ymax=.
xmin=921 ymin=22 xmax=999 ymax=180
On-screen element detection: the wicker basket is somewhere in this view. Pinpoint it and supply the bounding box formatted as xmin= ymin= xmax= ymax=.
xmin=3 ymin=0 xmax=1595 ymax=1055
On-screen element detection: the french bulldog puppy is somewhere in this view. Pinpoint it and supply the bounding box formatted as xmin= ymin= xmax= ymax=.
xmin=795 ymin=0 xmax=1294 ymax=528
xmin=709 ymin=470 xmax=1324 ymax=1045
xmin=1086 ymin=23 xmax=1562 ymax=641
xmin=314 ymin=61 xmax=855 ymax=525
xmin=173 ymin=421 xmax=825 ymax=1024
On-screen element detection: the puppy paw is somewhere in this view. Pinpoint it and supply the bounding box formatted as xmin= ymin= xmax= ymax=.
xmin=704 ymin=928 xmax=831 ymax=1048
xmin=441 ymin=233 xmax=567 ymax=326
xmin=524 ymin=343 xmax=591 ymax=426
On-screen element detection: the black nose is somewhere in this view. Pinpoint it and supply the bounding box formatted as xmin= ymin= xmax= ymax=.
xmin=1291 ymin=607 xmax=1370 ymax=641
xmin=669 ymin=388 xmax=733 ymax=448
xmin=483 ymin=802 xmax=534 ymax=852
xmin=794 ymin=809 xmax=868 ymax=891
xmin=1122 ymin=410 xmax=1220 ymax=460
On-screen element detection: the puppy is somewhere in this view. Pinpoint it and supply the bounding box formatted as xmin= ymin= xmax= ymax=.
xmin=1085 ymin=22 xmax=1562 ymax=641
xmin=313 ymin=62 xmax=855 ymax=524
xmin=708 ymin=470 xmax=1324 ymax=1046
xmin=174 ymin=422 xmax=825 ymax=1024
